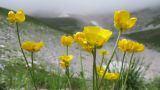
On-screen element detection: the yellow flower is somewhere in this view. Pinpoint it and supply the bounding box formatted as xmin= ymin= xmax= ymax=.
xmin=81 ymin=42 xmax=94 ymax=53
xmin=83 ymin=26 xmax=112 ymax=48
xmin=7 ymin=9 xmax=25 ymax=23
xmin=74 ymin=32 xmax=93 ymax=52
xmin=60 ymin=35 xmax=74 ymax=46
xmin=118 ymin=39 xmax=145 ymax=53
xmin=7 ymin=11 xmax=16 ymax=23
xmin=15 ymin=9 xmax=25 ymax=23
xmin=104 ymin=72 xmax=120 ymax=81
xmin=96 ymin=66 xmax=105 ymax=77
xmin=59 ymin=55 xmax=73 ymax=68
xmin=21 ymin=41 xmax=44 ymax=52
xmin=99 ymin=49 xmax=109 ymax=56
xmin=96 ymin=66 xmax=119 ymax=81
xmin=74 ymin=32 xmax=86 ymax=44
xmin=114 ymin=10 xmax=137 ymax=31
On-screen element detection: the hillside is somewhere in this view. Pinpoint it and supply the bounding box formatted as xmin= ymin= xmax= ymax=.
xmin=1 ymin=7 xmax=160 ymax=79
xmin=0 ymin=7 xmax=64 ymax=61
xmin=38 ymin=17 xmax=84 ymax=33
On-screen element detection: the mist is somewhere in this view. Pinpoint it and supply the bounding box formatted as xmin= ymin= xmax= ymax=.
xmin=0 ymin=0 xmax=160 ymax=17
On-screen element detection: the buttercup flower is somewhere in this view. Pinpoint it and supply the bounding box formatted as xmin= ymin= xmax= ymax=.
xmin=60 ymin=35 xmax=74 ymax=46
xmin=114 ymin=10 xmax=137 ymax=31
xmin=59 ymin=55 xmax=73 ymax=68
xmin=74 ymin=32 xmax=86 ymax=44
xmin=74 ymin=32 xmax=93 ymax=52
xmin=99 ymin=49 xmax=109 ymax=56
xmin=7 ymin=9 xmax=25 ymax=23
xmin=81 ymin=42 xmax=94 ymax=52
xmin=104 ymin=72 xmax=120 ymax=80
xmin=118 ymin=39 xmax=145 ymax=53
xmin=21 ymin=41 xmax=44 ymax=52
xmin=83 ymin=26 xmax=112 ymax=48
xmin=96 ymin=66 xmax=105 ymax=76
xmin=96 ymin=66 xmax=119 ymax=81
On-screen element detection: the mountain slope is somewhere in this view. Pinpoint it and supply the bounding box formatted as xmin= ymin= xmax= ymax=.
xmin=0 ymin=7 xmax=64 ymax=60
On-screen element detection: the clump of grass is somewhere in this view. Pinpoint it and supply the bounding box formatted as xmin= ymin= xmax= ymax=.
xmin=0 ymin=59 xmax=82 ymax=90
xmin=146 ymin=77 xmax=160 ymax=90
xmin=115 ymin=57 xmax=146 ymax=90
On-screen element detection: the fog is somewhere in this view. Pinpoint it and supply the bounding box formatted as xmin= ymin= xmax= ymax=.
xmin=0 ymin=0 xmax=160 ymax=17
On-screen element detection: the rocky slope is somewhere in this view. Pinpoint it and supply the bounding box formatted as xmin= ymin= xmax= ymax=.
xmin=0 ymin=8 xmax=160 ymax=79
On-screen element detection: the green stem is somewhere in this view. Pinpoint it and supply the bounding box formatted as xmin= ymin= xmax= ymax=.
xmin=98 ymin=31 xmax=122 ymax=89
xmin=15 ymin=23 xmax=37 ymax=90
xmin=92 ymin=50 xmax=95 ymax=90
xmin=92 ymin=46 xmax=98 ymax=90
xmin=31 ymin=52 xmax=38 ymax=90
xmin=80 ymin=48 xmax=87 ymax=90
xmin=100 ymin=55 xmax=105 ymax=69
xmin=65 ymin=45 xmax=72 ymax=90
xmin=65 ymin=46 xmax=70 ymax=76
xmin=66 ymin=46 xmax=69 ymax=55
xmin=119 ymin=52 xmax=126 ymax=79
xmin=112 ymin=82 xmax=116 ymax=90
xmin=117 ymin=52 xmax=126 ymax=88
xmin=121 ymin=52 xmax=134 ymax=90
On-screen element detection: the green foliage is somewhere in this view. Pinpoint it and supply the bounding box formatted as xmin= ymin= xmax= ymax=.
xmin=0 ymin=59 xmax=82 ymax=90
xmin=114 ymin=58 xmax=146 ymax=90
xmin=146 ymin=77 xmax=160 ymax=90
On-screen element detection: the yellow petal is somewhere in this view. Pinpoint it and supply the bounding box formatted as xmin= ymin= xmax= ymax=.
xmin=21 ymin=41 xmax=44 ymax=52
xmin=15 ymin=9 xmax=25 ymax=23
xmin=83 ymin=26 xmax=112 ymax=47
xmin=126 ymin=17 xmax=137 ymax=29
xmin=7 ymin=11 xmax=16 ymax=23
xmin=34 ymin=42 xmax=44 ymax=52
xmin=60 ymin=35 xmax=74 ymax=46
xmin=114 ymin=10 xmax=130 ymax=27
xmin=21 ymin=41 xmax=34 ymax=52
xmin=114 ymin=10 xmax=137 ymax=31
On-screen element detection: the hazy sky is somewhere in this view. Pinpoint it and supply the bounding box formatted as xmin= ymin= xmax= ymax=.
xmin=0 ymin=0 xmax=160 ymax=17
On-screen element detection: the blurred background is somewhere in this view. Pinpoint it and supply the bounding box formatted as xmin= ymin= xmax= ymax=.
xmin=1 ymin=0 xmax=160 ymax=32
xmin=0 ymin=0 xmax=160 ymax=79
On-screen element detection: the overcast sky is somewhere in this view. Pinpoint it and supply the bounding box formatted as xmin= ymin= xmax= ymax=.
xmin=0 ymin=0 xmax=160 ymax=17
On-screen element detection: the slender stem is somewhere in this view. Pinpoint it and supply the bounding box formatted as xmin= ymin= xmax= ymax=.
xmin=92 ymin=50 xmax=95 ymax=90
xmin=65 ymin=66 xmax=72 ymax=90
xmin=31 ymin=52 xmax=34 ymax=77
xmin=112 ymin=82 xmax=116 ymax=90
xmin=65 ymin=46 xmax=70 ymax=76
xmin=79 ymin=48 xmax=87 ymax=90
xmin=119 ymin=52 xmax=126 ymax=79
xmin=117 ymin=52 xmax=126 ymax=88
xmin=98 ymin=31 xmax=122 ymax=89
xmin=121 ymin=52 xmax=134 ymax=90
xmin=65 ymin=67 xmax=70 ymax=78
xmin=31 ymin=52 xmax=38 ymax=90
xmin=100 ymin=55 xmax=105 ymax=69
xmin=92 ymin=46 xmax=98 ymax=90
xmin=80 ymin=48 xmax=84 ymax=78
xmin=15 ymin=23 xmax=37 ymax=90
xmin=65 ymin=45 xmax=72 ymax=90
xmin=66 ymin=46 xmax=69 ymax=55
xmin=66 ymin=74 xmax=72 ymax=90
